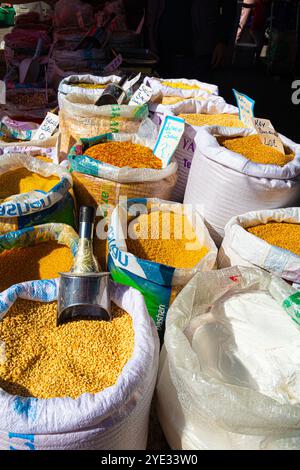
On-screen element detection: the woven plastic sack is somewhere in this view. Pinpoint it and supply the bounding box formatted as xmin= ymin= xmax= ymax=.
xmin=157 ymin=266 xmax=300 ymax=450
xmin=58 ymin=74 xmax=121 ymax=108
xmin=184 ymin=126 xmax=300 ymax=246
xmin=149 ymin=98 xmax=239 ymax=202
xmin=59 ymin=93 xmax=149 ymax=158
xmin=0 ymin=154 xmax=75 ymax=233
xmin=0 ymin=280 xmax=159 ymax=450
xmin=146 ymin=77 xmax=218 ymax=100
xmin=218 ymin=207 xmax=300 ymax=285
xmin=108 ymin=198 xmax=217 ymax=336
xmin=0 ymin=223 xmax=78 ymax=295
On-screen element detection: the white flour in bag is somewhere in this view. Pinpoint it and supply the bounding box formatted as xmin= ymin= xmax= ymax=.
xmin=192 ymin=290 xmax=300 ymax=406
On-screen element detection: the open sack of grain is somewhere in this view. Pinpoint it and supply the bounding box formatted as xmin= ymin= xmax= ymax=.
xmin=157 ymin=266 xmax=300 ymax=450
xmin=218 ymin=207 xmax=300 ymax=286
xmin=184 ymin=126 xmax=300 ymax=246
xmin=0 ymin=223 xmax=78 ymax=295
xmin=0 ymin=278 xmax=159 ymax=450
xmin=58 ymin=74 xmax=121 ymax=108
xmin=0 ymin=154 xmax=76 ymax=234
xmin=108 ymin=198 xmax=217 ymax=336
xmin=59 ymin=93 xmax=149 ymax=159
xmin=68 ymin=120 xmax=178 ymax=268
xmin=149 ymin=98 xmax=243 ymax=202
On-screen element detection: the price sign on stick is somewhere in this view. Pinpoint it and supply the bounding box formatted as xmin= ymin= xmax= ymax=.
xmin=34 ymin=112 xmax=59 ymax=141
xmin=252 ymin=117 xmax=285 ymax=154
xmin=233 ymin=89 xmax=255 ymax=128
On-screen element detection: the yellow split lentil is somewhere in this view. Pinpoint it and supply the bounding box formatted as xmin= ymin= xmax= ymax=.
xmin=247 ymin=222 xmax=300 ymax=257
xmin=0 ymin=168 xmax=60 ymax=202
xmin=0 ymin=300 xmax=134 ymax=399
xmin=162 ymin=96 xmax=204 ymax=105
xmin=127 ymin=211 xmax=208 ymax=269
xmin=162 ymin=81 xmax=212 ymax=94
xmin=178 ymin=113 xmax=245 ymax=127
xmin=0 ymin=242 xmax=74 ymax=292
xmin=218 ymin=134 xmax=294 ymax=166
xmin=84 ymin=141 xmax=162 ymax=169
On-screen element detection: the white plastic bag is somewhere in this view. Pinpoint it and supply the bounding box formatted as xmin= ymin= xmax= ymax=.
xmin=184 ymin=126 xmax=300 ymax=245
xmin=219 ymin=207 xmax=300 ymax=284
xmin=0 ymin=282 xmax=159 ymax=450
xmin=157 ymin=266 xmax=300 ymax=450
xmin=0 ymin=134 xmax=59 ymax=163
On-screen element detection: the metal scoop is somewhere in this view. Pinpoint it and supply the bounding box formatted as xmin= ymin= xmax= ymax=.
xmin=57 ymin=206 xmax=111 ymax=326
xmin=57 ymin=272 xmax=111 ymax=326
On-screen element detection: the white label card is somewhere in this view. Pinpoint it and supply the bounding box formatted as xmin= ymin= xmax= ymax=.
xmin=153 ymin=116 xmax=185 ymax=168
xmin=129 ymin=84 xmax=152 ymax=106
xmin=34 ymin=112 xmax=59 ymax=141
xmin=233 ymin=89 xmax=255 ymax=128
xmin=0 ymin=80 xmax=6 ymax=105
xmin=252 ymin=117 xmax=285 ymax=154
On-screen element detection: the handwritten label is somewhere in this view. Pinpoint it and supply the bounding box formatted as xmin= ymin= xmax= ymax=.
xmin=252 ymin=117 xmax=285 ymax=154
xmin=233 ymin=89 xmax=255 ymax=128
xmin=34 ymin=112 xmax=59 ymax=141
xmin=153 ymin=116 xmax=185 ymax=168
xmin=0 ymin=80 xmax=6 ymax=104
xmin=129 ymin=84 xmax=152 ymax=106
xmin=104 ymin=54 xmax=123 ymax=73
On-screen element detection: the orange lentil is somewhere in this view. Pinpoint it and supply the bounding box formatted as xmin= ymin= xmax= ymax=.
xmin=218 ymin=134 xmax=294 ymax=166
xmin=84 ymin=141 xmax=162 ymax=169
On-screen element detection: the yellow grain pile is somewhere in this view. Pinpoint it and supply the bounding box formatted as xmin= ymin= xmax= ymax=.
xmin=127 ymin=211 xmax=208 ymax=269
xmin=218 ymin=134 xmax=294 ymax=166
xmin=0 ymin=300 xmax=134 ymax=399
xmin=178 ymin=113 xmax=245 ymax=127
xmin=0 ymin=242 xmax=74 ymax=292
xmin=162 ymin=96 xmax=204 ymax=105
xmin=247 ymin=222 xmax=300 ymax=256
xmin=162 ymin=81 xmax=213 ymax=94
